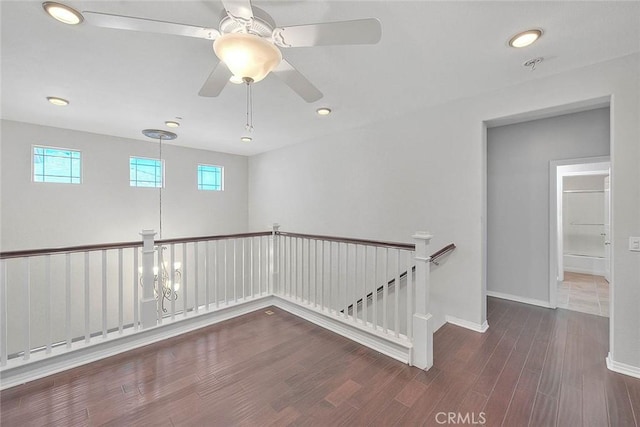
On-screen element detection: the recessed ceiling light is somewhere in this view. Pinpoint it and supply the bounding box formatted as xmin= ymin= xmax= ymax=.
xmin=240 ymin=136 xmax=252 ymax=142
xmin=316 ymin=107 xmax=332 ymax=116
xmin=47 ymin=96 xmax=69 ymax=106
xmin=42 ymin=2 xmax=84 ymax=25
xmin=165 ymin=120 xmax=180 ymax=128
xmin=508 ymin=29 xmax=542 ymax=48
xmin=229 ymin=75 xmax=244 ymax=84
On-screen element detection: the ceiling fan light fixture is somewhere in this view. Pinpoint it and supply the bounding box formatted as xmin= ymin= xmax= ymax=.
xmin=47 ymin=96 xmax=69 ymax=106
xmin=508 ymin=29 xmax=542 ymax=48
xmin=316 ymin=107 xmax=332 ymax=116
xmin=42 ymin=2 xmax=84 ymax=25
xmin=213 ymin=33 xmax=282 ymax=83
xmin=240 ymin=136 xmax=252 ymax=143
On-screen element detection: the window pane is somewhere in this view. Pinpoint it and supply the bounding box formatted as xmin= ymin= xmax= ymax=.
xmin=33 ymin=146 xmax=81 ymax=184
xmin=197 ymin=164 xmax=223 ymax=191
xmin=130 ymin=157 xmax=162 ymax=187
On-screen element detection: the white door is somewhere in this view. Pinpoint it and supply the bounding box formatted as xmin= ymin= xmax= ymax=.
xmin=604 ymin=175 xmax=611 ymax=282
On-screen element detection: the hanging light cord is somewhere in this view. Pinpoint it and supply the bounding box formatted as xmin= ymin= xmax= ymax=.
xmin=159 ymin=135 xmax=163 ymax=240
xmin=245 ymin=79 xmax=254 ymax=132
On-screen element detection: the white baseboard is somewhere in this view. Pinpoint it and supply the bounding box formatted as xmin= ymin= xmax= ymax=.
xmin=0 ymin=296 xmax=275 ymax=390
xmin=1 ymin=294 xmax=420 ymax=390
xmin=487 ymin=290 xmax=552 ymax=309
xmin=445 ymin=315 xmax=489 ymax=333
xmin=607 ymin=352 xmax=640 ymax=379
xmin=273 ymin=296 xmax=412 ymax=365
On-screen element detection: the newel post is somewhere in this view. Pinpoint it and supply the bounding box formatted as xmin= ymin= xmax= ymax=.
xmin=140 ymin=229 xmax=157 ymax=329
xmin=412 ymin=231 xmax=434 ymax=370
xmin=271 ymin=223 xmax=280 ymax=295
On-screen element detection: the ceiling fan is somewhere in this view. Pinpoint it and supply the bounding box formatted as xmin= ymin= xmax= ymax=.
xmin=82 ymin=0 xmax=382 ymax=103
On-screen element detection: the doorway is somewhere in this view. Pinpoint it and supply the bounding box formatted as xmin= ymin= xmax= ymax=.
xmin=550 ymin=158 xmax=610 ymax=316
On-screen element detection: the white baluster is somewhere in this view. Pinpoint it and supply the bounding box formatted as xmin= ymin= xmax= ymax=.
xmin=241 ymin=238 xmax=245 ymax=301
xmin=406 ymin=250 xmax=413 ymax=340
xmin=233 ymin=239 xmax=237 ymax=303
xmin=24 ymin=257 xmax=31 ymax=359
xmin=224 ymin=240 xmax=228 ymax=304
xmin=0 ymin=259 xmax=7 ymax=366
xmin=258 ymin=236 xmax=262 ymax=296
xmin=250 ymin=237 xmax=254 ymax=298
xmin=133 ymin=248 xmax=139 ymax=331
xmin=394 ymin=249 xmax=400 ymax=337
xmin=373 ymin=247 xmax=378 ymax=330
xmin=66 ymin=253 xmax=72 ymax=346
xmin=214 ymin=240 xmax=219 ymax=308
xmin=363 ymin=246 xmax=368 ymax=325
xmin=205 ymin=241 xmax=210 ymax=310
xmin=183 ymin=243 xmax=188 ymax=317
xmin=84 ymin=251 xmax=90 ymax=342
xmin=118 ymin=249 xmax=123 ymax=334
xmin=271 ymin=224 xmax=279 ymax=295
xmin=102 ymin=250 xmax=107 ymax=337
xmin=45 ymin=255 xmax=52 ymax=353
xmin=194 ymin=241 xmax=199 ymax=313
xmin=382 ymin=248 xmax=388 ymax=333
xmin=170 ymin=243 xmax=176 ymax=318
xmin=326 ymin=241 xmax=330 ymax=313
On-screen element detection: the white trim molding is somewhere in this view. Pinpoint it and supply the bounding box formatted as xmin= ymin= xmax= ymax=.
xmin=0 ymin=296 xmax=275 ymax=390
xmin=445 ymin=315 xmax=489 ymax=333
xmin=487 ymin=290 xmax=553 ymax=309
xmin=607 ymin=353 xmax=640 ymax=379
xmin=274 ymin=296 xmax=412 ymax=365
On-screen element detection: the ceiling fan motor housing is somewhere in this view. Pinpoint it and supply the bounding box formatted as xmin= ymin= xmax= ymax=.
xmin=218 ymin=6 xmax=275 ymax=37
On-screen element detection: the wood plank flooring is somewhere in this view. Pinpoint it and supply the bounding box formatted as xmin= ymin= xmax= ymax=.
xmin=1 ymin=297 xmax=639 ymax=426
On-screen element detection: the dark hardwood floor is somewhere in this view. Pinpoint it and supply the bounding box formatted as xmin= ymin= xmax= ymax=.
xmin=1 ymin=297 xmax=639 ymax=426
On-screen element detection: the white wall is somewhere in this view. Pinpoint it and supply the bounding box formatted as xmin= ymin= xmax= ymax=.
xmin=248 ymin=53 xmax=640 ymax=370
xmin=0 ymin=120 xmax=249 ymax=250
xmin=487 ymin=108 xmax=609 ymax=303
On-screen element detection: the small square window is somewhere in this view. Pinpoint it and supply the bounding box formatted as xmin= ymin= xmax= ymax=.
xmin=33 ymin=146 xmax=81 ymax=184
xmin=198 ymin=164 xmax=223 ymax=191
xmin=130 ymin=157 xmax=163 ymax=187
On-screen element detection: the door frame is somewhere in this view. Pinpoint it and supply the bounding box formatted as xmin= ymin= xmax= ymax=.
xmin=549 ymin=156 xmax=610 ymax=308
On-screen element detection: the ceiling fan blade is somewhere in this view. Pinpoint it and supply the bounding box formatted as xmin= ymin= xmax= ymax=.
xmin=273 ymin=18 xmax=382 ymax=48
xmin=83 ymin=11 xmax=220 ymax=40
xmin=198 ymin=62 xmax=232 ymax=97
xmin=272 ymin=59 xmax=323 ymax=103
xmin=220 ymin=0 xmax=254 ymax=22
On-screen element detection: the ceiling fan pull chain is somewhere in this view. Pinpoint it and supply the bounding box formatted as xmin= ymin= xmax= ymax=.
xmin=245 ymin=80 xmax=254 ymax=132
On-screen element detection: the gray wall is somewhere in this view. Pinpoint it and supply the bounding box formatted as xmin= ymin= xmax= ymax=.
xmin=0 ymin=120 xmax=249 ymax=250
xmin=487 ymin=108 xmax=610 ymax=303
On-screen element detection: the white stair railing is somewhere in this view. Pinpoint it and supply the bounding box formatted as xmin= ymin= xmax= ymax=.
xmin=0 ymin=226 xmax=445 ymax=382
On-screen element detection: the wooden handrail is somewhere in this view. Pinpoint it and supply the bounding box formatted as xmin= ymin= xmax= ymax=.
xmin=0 ymin=231 xmax=447 ymax=260
xmin=0 ymin=231 xmax=273 ymax=259
xmin=277 ymin=231 xmax=415 ymax=251
xmin=430 ymin=243 xmax=456 ymax=265
xmin=156 ymin=231 xmax=272 ymax=245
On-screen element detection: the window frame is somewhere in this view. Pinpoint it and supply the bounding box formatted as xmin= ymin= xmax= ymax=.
xmin=197 ymin=163 xmax=224 ymax=192
xmin=129 ymin=156 xmax=165 ymax=188
xmin=32 ymin=144 xmax=82 ymax=184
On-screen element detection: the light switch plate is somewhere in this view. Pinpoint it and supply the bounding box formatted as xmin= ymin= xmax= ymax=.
xmin=630 ymin=237 xmax=640 ymax=252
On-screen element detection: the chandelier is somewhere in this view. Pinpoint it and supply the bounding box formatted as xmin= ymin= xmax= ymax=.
xmin=139 ymin=245 xmax=182 ymax=313
xmin=138 ymin=129 xmax=182 ymax=313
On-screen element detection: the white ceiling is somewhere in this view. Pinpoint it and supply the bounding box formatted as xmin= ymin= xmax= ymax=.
xmin=2 ymin=1 xmax=639 ymax=156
